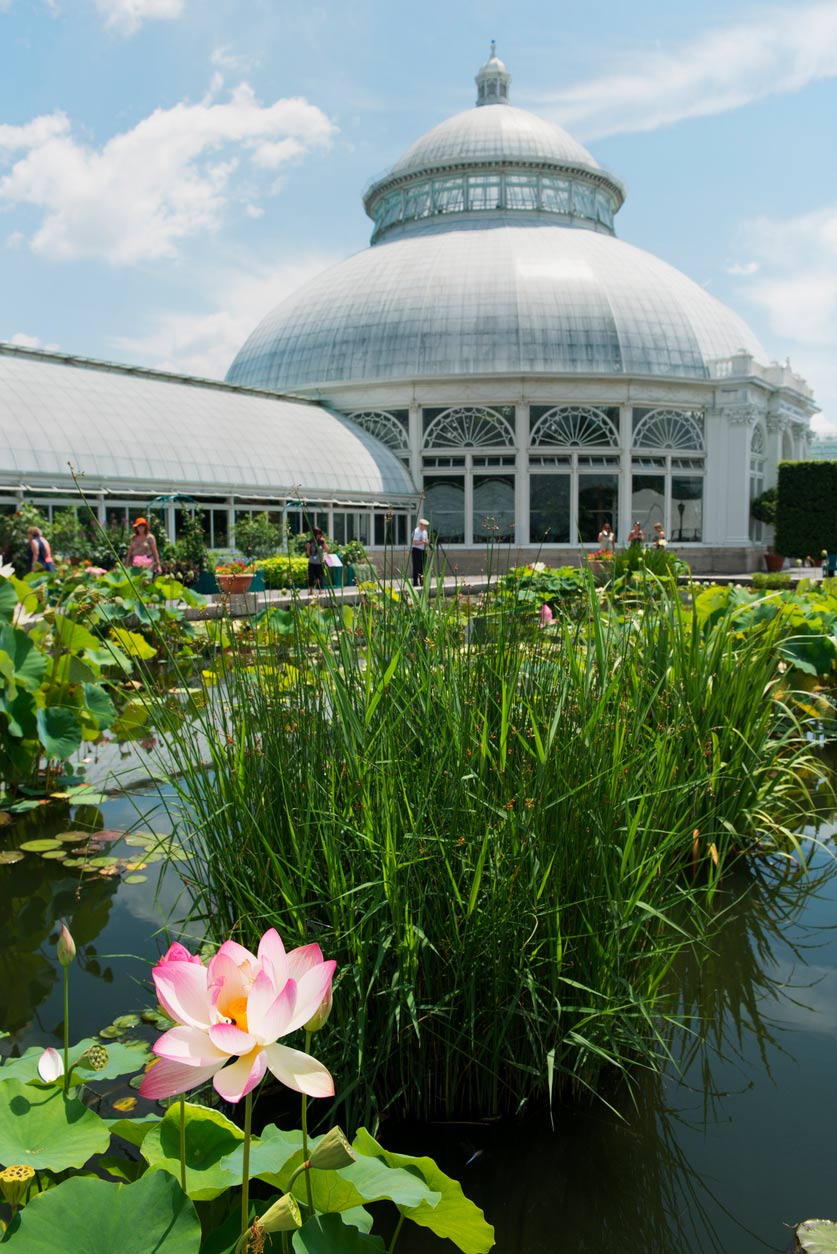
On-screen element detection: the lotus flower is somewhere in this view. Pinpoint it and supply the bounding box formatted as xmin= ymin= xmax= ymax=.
xmin=139 ymin=930 xmax=335 ymax=1104
xmin=37 ymin=1047 xmax=64 ymax=1083
xmin=539 ymin=603 xmax=554 ymax=627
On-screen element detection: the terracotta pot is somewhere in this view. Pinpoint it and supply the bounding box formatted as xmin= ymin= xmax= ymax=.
xmin=216 ymin=573 xmax=254 ymax=595
xmin=764 ymin=553 xmax=785 ymax=573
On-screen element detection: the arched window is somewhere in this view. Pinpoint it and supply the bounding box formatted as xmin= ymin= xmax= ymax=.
xmin=750 ymin=424 xmax=765 ymax=458
xmin=347 ymin=410 xmax=409 ymax=453
xmin=633 ymin=409 xmax=705 ymax=450
xmin=530 ymin=406 xmax=619 ymax=448
xmin=423 ymin=406 xmax=515 ymax=449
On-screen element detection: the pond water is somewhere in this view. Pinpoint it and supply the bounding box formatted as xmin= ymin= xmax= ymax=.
xmin=2 ymin=773 xmax=837 ymax=1252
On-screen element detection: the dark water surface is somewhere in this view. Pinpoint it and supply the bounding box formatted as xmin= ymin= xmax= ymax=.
xmin=3 ymin=783 xmax=837 ymax=1252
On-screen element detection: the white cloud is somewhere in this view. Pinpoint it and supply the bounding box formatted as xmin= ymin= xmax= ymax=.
xmin=731 ymin=204 xmax=837 ymax=428
xmin=10 ymin=331 xmax=59 ymax=350
xmin=211 ymin=46 xmax=260 ymax=74
xmin=725 ymin=260 xmax=760 ymax=276
xmin=0 ymin=85 xmax=336 ymax=265
xmin=536 ymin=1 xmax=837 ymax=139
xmin=112 ymin=253 xmax=339 ymax=379
xmin=95 ymin=0 xmax=185 ymax=36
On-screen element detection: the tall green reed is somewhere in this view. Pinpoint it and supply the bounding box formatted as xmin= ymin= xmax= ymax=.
xmin=158 ymin=573 xmax=827 ymax=1126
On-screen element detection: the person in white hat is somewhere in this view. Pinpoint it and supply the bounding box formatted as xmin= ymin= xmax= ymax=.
xmin=411 ymin=517 xmax=430 ymax=586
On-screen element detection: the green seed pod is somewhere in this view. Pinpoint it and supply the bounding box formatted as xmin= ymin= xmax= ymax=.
xmin=308 ymin=1126 xmax=355 ymax=1171
xmin=257 ymin=1192 xmax=302 ymax=1233
xmin=0 ymin=1165 xmax=35 ymax=1208
xmin=80 ymin=1044 xmax=109 ymax=1071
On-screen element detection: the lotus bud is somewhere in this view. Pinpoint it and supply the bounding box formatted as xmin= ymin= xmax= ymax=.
xmin=257 ymin=1192 xmax=302 ymax=1233
xmin=56 ymin=922 xmax=76 ymax=967
xmin=79 ymin=1043 xmax=109 ymax=1071
xmin=0 ymin=1165 xmax=35 ymax=1208
xmin=37 ymin=1047 xmax=64 ymax=1083
xmin=304 ymin=984 xmax=333 ymax=1033
xmin=308 ymin=1126 xmax=356 ymax=1171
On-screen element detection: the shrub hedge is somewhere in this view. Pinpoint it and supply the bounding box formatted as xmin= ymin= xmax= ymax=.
xmin=253 ymin=554 xmax=309 ymax=588
xmin=775 ymin=461 xmax=837 ymax=556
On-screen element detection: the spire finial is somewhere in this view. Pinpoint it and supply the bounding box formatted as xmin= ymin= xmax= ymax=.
xmin=475 ymin=44 xmax=511 ymax=107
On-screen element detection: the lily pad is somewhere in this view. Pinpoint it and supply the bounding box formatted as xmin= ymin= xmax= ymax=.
xmin=0 ymin=849 xmax=25 ymax=864
xmin=112 ymin=1014 xmax=141 ymax=1030
xmin=0 ymin=1078 xmax=110 ymax=1171
xmin=796 ymin=1220 xmax=837 ymax=1252
xmin=19 ymin=839 xmax=62 ymax=852
xmin=141 ymin=1102 xmax=244 ymax=1201
xmin=124 ymin=874 xmax=148 ymax=884
xmin=88 ymin=856 xmax=119 ymax=868
xmin=56 ymin=830 xmax=90 ymax=843
xmin=40 ymin=850 xmax=68 ymax=861
xmin=5 ymin=1171 xmax=201 ymax=1253
xmin=90 ymin=829 xmax=126 ymax=843
xmin=0 ymin=1039 xmax=149 ymax=1085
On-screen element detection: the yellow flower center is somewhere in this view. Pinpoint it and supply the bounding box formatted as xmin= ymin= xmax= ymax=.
xmin=224 ymin=996 xmax=249 ymax=1033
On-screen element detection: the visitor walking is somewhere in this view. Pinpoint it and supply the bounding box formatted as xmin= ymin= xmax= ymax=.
xmin=651 ymin=522 xmax=667 ymax=548
xmin=306 ymin=526 xmax=328 ymax=592
xmin=411 ymin=517 xmax=429 ymax=586
xmin=126 ymin=517 xmax=162 ymax=574
xmin=628 ymin=521 xmax=645 ymax=546
xmin=27 ymin=526 xmax=55 ymax=572
xmin=597 ymin=520 xmax=616 ymax=553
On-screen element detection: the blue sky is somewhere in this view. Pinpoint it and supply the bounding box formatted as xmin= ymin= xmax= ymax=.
xmin=1 ymin=0 xmax=836 ymax=431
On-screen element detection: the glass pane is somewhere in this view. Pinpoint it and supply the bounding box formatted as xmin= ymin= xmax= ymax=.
xmin=631 ymin=475 xmax=665 ymax=539
xmin=332 ymin=513 xmax=346 ymax=545
xmin=211 ymin=509 xmax=229 ymax=548
xmin=505 ymin=176 xmax=538 ymax=210
xmin=578 ymin=474 xmax=619 ymax=543
xmin=404 ymin=182 xmax=431 ymax=220
xmin=572 ymin=184 xmax=596 ymax=220
xmin=749 ymin=476 xmax=763 ymax=543
xmin=433 ymin=177 xmax=465 ymax=214
xmin=529 ymin=474 xmax=570 ymax=544
xmin=467 ymin=176 xmax=502 ymax=211
xmin=473 ymin=474 xmax=515 ymax=542
xmin=540 ymin=176 xmax=571 ymax=214
xmin=672 ymin=477 xmax=703 ymax=542
xmin=423 ymin=475 xmax=465 ymax=544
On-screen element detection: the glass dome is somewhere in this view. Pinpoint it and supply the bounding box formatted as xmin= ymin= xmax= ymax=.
xmin=226 ymin=50 xmax=765 ymax=392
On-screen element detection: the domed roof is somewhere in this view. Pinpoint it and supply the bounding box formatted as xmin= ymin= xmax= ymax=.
xmin=377 ymin=104 xmax=603 ymax=183
xmin=0 ymin=345 xmax=415 ymax=499
xmin=226 ymin=219 xmax=766 ymax=391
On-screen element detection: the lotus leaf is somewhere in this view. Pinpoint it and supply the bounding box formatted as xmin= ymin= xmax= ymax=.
xmin=0 ymin=1078 xmax=110 ymax=1171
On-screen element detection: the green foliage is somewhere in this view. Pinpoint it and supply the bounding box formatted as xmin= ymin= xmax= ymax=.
xmin=0 ymin=503 xmax=50 ymax=576
xmin=775 ymin=461 xmax=837 ymax=556
xmin=254 ymin=554 xmax=310 ymax=589
xmin=48 ymin=508 xmax=87 ymax=560
xmin=159 ymin=577 xmax=830 ymax=1128
xmin=0 ymin=1077 xmax=110 ymax=1170
xmin=750 ymin=486 xmax=778 ymax=526
xmin=176 ymin=508 xmax=209 ymax=575
xmin=796 ymin=1220 xmax=837 ymax=1253
xmin=234 ymin=512 xmax=286 ymax=560
xmin=6 ymin=1173 xmax=202 ymax=1254
xmin=336 ymin=540 xmax=369 ymax=567
xmin=751 ymin=571 xmax=792 ymax=589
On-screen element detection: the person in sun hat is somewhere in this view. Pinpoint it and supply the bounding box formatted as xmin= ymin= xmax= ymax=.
xmin=126 ymin=516 xmax=162 ymax=574
xmin=411 ymin=516 xmax=430 ymax=586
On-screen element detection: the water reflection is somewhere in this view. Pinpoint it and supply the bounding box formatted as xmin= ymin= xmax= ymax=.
xmin=392 ymin=849 xmax=837 ymax=1253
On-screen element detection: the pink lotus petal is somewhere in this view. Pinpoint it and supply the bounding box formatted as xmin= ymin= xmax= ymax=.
xmin=212 ymin=1049 xmax=268 ymax=1103
xmin=257 ymin=929 xmax=288 ymax=987
xmin=139 ymin=1056 xmax=223 ymax=1101
xmin=248 ymin=977 xmax=297 ymax=1044
xmin=209 ymin=1022 xmax=256 ymax=1056
xmin=153 ymin=960 xmax=212 ymax=1030
xmin=37 ymin=1047 xmax=63 ymax=1083
xmin=214 ymin=939 xmax=257 ymax=973
xmin=207 ymin=951 xmax=251 ymax=1015
xmin=264 ymin=1042 xmax=334 ymax=1098
xmin=282 ymin=961 xmax=336 ymax=1035
xmin=160 ymin=942 xmax=203 ymax=966
xmin=153 ymin=1025 xmax=227 ymax=1068
xmin=285 ymin=943 xmax=325 ymax=982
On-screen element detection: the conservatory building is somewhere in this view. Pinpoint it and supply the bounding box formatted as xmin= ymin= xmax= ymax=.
xmin=227 ymin=48 xmax=817 ymax=572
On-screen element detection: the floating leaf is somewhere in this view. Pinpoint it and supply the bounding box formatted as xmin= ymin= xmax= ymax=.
xmin=124 ymin=861 xmax=148 ymax=872
xmin=0 ymin=849 xmax=24 ymax=864
xmin=112 ymin=1015 xmax=140 ymax=1031
xmin=40 ymin=850 xmax=68 ymax=861
xmin=89 ymin=856 xmax=119 ymax=868
xmin=0 ymin=1039 xmax=148 ymax=1085
xmin=0 ymin=1078 xmax=110 ymax=1171
xmin=112 ymin=1097 xmax=137 ymax=1114
xmin=124 ymin=874 xmax=148 ymax=884
xmin=5 ymin=1171 xmax=201 ymax=1253
xmin=19 ymin=839 xmax=62 ymax=852
xmin=56 ymin=830 xmax=90 ymax=843
xmin=796 ymin=1220 xmax=837 ymax=1253
xmin=90 ymin=829 xmax=125 ymax=843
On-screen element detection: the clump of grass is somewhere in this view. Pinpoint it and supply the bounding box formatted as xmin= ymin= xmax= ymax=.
xmin=158 ymin=574 xmax=827 ymax=1127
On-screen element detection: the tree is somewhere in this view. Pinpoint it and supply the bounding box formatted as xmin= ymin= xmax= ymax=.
xmin=234 ymin=512 xmax=285 ymax=560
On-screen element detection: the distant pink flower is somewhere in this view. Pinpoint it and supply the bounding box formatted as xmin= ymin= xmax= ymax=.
xmin=539 ymin=603 xmax=554 ymax=627
xmin=158 ymin=941 xmax=203 ymax=966
xmin=140 ymin=929 xmax=335 ymax=1105
xmin=38 ymin=1047 xmax=64 ymax=1083
xmin=85 ymin=566 xmax=107 ymax=577
xmin=132 ymin=555 xmax=154 ymax=568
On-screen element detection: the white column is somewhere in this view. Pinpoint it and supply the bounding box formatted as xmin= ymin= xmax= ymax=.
xmin=515 ymin=403 xmax=529 ymax=549
xmin=618 ymin=404 xmax=632 ymax=545
xmin=702 ymin=407 xmax=726 ymax=543
xmin=724 ymin=408 xmax=757 ymax=544
xmin=409 ymin=404 xmax=422 ymax=511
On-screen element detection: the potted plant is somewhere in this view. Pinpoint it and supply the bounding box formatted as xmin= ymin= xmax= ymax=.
xmin=215 ymin=559 xmax=255 ymax=595
xmin=750 ymin=488 xmax=783 ymax=571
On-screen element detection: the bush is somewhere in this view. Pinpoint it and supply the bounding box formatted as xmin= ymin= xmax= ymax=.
xmin=751 ymin=571 xmax=792 ymax=590
xmin=0 ymin=503 xmax=50 ymax=575
xmin=234 ymin=512 xmax=286 ymax=560
xmin=49 ymin=508 xmax=87 ymax=560
xmin=750 ymin=487 xmax=778 ymax=526
xmin=336 ymin=539 xmax=369 ymax=566
xmin=253 ymin=554 xmax=309 ymax=588
xmin=775 ymin=461 xmax=837 ymax=557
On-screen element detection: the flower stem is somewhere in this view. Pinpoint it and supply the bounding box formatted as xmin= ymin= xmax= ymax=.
xmin=179 ymin=1094 xmax=186 ymax=1192
xmin=241 ymin=1089 xmax=253 ymax=1236
xmin=301 ymin=1031 xmax=314 ymax=1214
xmin=62 ymin=966 xmax=69 ymax=1097
xmin=387 ymin=1215 xmax=405 ymax=1254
